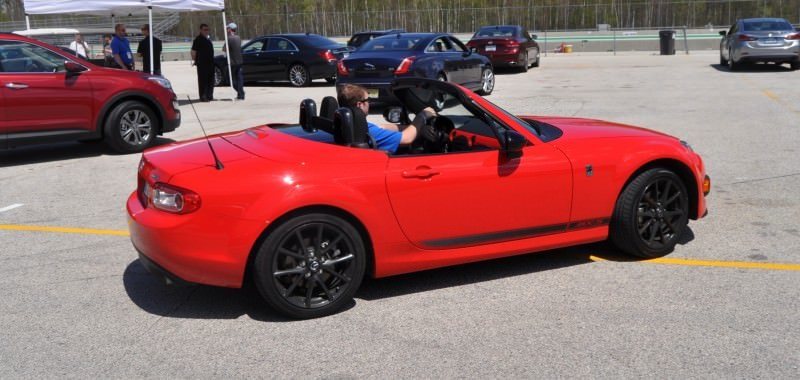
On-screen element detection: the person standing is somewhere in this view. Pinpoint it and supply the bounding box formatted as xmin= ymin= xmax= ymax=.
xmin=222 ymin=22 xmax=244 ymax=100
xmin=137 ymin=24 xmax=163 ymax=75
xmin=69 ymin=33 xmax=90 ymax=59
xmin=103 ymin=35 xmax=114 ymax=67
xmin=191 ymin=24 xmax=214 ymax=102
xmin=111 ymin=24 xmax=134 ymax=70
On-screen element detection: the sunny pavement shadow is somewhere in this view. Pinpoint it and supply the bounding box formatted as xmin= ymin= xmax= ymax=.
xmin=709 ymin=63 xmax=795 ymax=73
xmin=0 ymin=137 xmax=175 ymax=167
xmin=122 ymin=227 xmax=695 ymax=321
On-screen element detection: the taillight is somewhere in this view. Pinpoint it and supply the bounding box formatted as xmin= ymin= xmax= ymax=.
xmin=786 ymin=33 xmax=800 ymax=40
xmin=146 ymin=182 xmax=201 ymax=214
xmin=395 ymin=57 xmax=415 ymax=75
xmin=738 ymin=34 xmax=757 ymax=41
xmin=337 ymin=60 xmax=349 ymax=76
xmin=703 ymin=175 xmax=711 ymax=196
xmin=506 ymin=41 xmax=519 ymax=47
xmin=319 ymin=50 xmax=336 ymax=62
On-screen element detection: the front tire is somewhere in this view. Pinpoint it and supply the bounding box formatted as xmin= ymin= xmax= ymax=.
xmin=252 ymin=213 xmax=367 ymax=319
xmin=288 ymin=64 xmax=310 ymax=87
xmin=325 ymin=76 xmax=336 ymax=84
xmin=103 ymin=100 xmax=158 ymax=154
xmin=531 ymin=50 xmax=540 ymax=67
xmin=610 ymin=168 xmax=689 ymax=258
xmin=214 ymin=66 xmax=225 ymax=86
xmin=477 ymin=67 xmax=494 ymax=95
xmin=790 ymin=60 xmax=800 ymax=71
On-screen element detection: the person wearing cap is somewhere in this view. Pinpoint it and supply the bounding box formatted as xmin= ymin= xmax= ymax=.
xmin=222 ymin=22 xmax=244 ymax=100
xmin=137 ymin=24 xmax=163 ymax=75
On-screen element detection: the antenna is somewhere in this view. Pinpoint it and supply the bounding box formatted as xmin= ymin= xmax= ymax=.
xmin=186 ymin=95 xmax=224 ymax=170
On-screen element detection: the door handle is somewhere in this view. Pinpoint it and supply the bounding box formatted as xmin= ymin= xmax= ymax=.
xmin=401 ymin=167 xmax=440 ymax=179
xmin=5 ymin=83 xmax=28 ymax=90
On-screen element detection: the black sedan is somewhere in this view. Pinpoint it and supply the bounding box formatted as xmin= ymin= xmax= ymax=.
xmin=214 ymin=33 xmax=350 ymax=87
xmin=336 ymin=33 xmax=494 ymax=104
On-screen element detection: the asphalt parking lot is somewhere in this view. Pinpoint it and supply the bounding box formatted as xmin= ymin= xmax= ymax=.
xmin=1 ymin=52 xmax=799 ymax=378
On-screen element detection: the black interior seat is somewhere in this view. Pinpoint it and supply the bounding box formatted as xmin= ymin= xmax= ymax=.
xmin=334 ymin=107 xmax=371 ymax=148
xmin=312 ymin=96 xmax=338 ymax=134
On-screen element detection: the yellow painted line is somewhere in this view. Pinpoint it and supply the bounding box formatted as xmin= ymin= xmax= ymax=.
xmin=0 ymin=224 xmax=130 ymax=236
xmin=590 ymin=255 xmax=800 ymax=272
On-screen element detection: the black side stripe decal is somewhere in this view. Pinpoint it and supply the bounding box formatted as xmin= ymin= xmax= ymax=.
xmin=423 ymin=217 xmax=610 ymax=249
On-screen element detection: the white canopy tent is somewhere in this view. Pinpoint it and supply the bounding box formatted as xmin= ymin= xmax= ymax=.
xmin=21 ymin=0 xmax=235 ymax=98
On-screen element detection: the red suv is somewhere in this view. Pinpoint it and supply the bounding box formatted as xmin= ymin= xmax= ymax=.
xmin=0 ymin=33 xmax=180 ymax=153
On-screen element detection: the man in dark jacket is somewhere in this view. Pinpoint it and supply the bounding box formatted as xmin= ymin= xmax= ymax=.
xmin=191 ymin=24 xmax=214 ymax=101
xmin=137 ymin=24 xmax=163 ymax=75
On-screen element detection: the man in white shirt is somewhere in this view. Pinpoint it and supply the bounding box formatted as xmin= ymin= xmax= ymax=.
xmin=68 ymin=33 xmax=91 ymax=59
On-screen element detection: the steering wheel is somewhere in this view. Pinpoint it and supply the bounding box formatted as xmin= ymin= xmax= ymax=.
xmin=421 ymin=116 xmax=454 ymax=154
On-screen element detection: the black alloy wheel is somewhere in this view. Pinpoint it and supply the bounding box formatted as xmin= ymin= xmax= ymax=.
xmin=253 ymin=213 xmax=366 ymax=319
xmin=611 ymin=168 xmax=689 ymax=258
xmin=288 ymin=64 xmax=310 ymax=87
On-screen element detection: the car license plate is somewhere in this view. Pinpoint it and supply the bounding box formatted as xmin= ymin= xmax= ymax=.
xmin=367 ymin=89 xmax=379 ymax=98
xmin=342 ymin=52 xmax=349 ymax=58
xmin=761 ymin=38 xmax=779 ymax=44
xmin=485 ymin=45 xmax=496 ymax=52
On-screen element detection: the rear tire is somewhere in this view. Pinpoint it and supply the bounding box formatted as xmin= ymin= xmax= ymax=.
xmin=477 ymin=67 xmax=494 ymax=95
xmin=610 ymin=168 xmax=689 ymax=258
xmin=531 ymin=50 xmax=540 ymax=67
xmin=728 ymin=49 xmax=739 ymax=71
xmin=252 ymin=213 xmax=366 ymax=319
xmin=288 ymin=64 xmax=310 ymax=87
xmin=719 ymin=52 xmax=726 ymax=66
xmin=103 ymin=100 xmax=158 ymax=154
xmin=520 ymin=52 xmax=529 ymax=72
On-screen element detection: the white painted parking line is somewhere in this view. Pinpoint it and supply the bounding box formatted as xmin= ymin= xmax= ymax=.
xmin=0 ymin=204 xmax=24 ymax=213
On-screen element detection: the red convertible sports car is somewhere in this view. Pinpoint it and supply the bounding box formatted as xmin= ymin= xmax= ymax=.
xmin=127 ymin=78 xmax=710 ymax=319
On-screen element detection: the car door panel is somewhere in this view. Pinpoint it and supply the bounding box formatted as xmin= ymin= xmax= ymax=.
xmin=449 ymin=36 xmax=481 ymax=86
xmin=0 ymin=72 xmax=94 ymax=134
xmin=0 ymin=90 xmax=6 ymax=148
xmin=385 ymin=145 xmax=573 ymax=249
xmin=241 ymin=38 xmax=267 ymax=81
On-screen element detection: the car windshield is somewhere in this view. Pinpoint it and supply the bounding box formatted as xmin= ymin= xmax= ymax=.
xmin=475 ymin=27 xmax=518 ymax=37
xmin=360 ymin=36 xmax=422 ymax=51
xmin=742 ymin=20 xmax=794 ymax=32
xmin=304 ymin=35 xmax=341 ymax=47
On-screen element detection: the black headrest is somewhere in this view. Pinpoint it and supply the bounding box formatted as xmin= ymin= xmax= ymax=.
xmin=299 ymin=99 xmax=317 ymax=132
xmin=333 ymin=107 xmax=370 ymax=148
xmin=320 ymin=96 xmax=338 ymax=120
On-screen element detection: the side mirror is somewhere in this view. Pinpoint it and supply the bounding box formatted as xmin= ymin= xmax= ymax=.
xmin=530 ymin=34 xmax=538 ymax=40
xmin=383 ymin=106 xmax=404 ymax=124
xmin=501 ymin=130 xmax=527 ymax=159
xmin=718 ymin=31 xmax=727 ymax=36
xmin=64 ymin=61 xmax=86 ymax=74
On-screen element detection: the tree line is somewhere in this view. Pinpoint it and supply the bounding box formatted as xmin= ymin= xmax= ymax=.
xmin=3 ymin=0 xmax=800 ymax=38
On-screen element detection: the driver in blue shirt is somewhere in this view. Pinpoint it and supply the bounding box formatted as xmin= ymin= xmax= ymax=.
xmin=338 ymin=84 xmax=435 ymax=153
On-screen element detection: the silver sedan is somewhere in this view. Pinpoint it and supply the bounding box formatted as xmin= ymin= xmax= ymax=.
xmin=719 ymin=18 xmax=800 ymax=71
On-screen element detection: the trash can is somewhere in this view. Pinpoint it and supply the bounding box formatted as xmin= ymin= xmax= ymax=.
xmin=659 ymin=30 xmax=676 ymax=55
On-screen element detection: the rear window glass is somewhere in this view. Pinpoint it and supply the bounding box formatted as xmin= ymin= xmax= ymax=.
xmin=304 ymin=35 xmax=340 ymax=47
xmin=360 ymin=36 xmax=422 ymax=51
xmin=475 ymin=27 xmax=518 ymax=37
xmin=742 ymin=20 xmax=793 ymax=31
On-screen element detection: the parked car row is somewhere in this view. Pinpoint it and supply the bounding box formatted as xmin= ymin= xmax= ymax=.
xmin=212 ymin=25 xmax=541 ymax=95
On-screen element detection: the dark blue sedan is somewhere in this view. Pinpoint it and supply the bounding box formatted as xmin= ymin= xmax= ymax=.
xmin=336 ymin=33 xmax=494 ymax=104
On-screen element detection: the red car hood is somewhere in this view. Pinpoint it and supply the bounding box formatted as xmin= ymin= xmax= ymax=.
xmin=524 ymin=116 xmax=675 ymax=142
